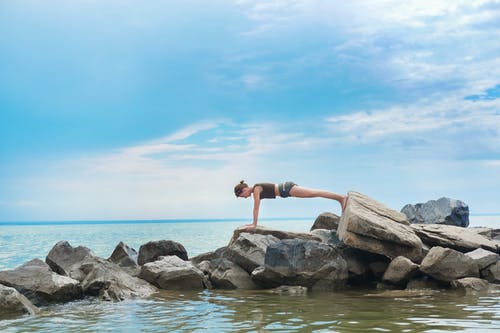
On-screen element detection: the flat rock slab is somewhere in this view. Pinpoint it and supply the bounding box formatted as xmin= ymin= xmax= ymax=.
xmin=338 ymin=191 xmax=424 ymax=262
xmin=411 ymin=224 xmax=499 ymax=253
xmin=229 ymin=226 xmax=321 ymax=246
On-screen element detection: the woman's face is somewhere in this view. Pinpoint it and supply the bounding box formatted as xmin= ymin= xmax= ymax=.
xmin=239 ymin=187 xmax=252 ymax=198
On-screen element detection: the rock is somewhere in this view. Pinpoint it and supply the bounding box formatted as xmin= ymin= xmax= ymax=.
xmin=481 ymin=261 xmax=500 ymax=283
xmin=137 ymin=240 xmax=188 ymax=265
xmin=369 ymin=261 xmax=389 ymax=279
xmin=224 ymin=233 xmax=280 ymax=274
xmin=266 ymin=285 xmax=308 ymax=295
xmin=0 ymin=284 xmax=39 ymax=318
xmin=411 ymin=224 xmax=499 ymax=253
xmin=251 ymin=239 xmax=348 ymax=291
xmin=229 ymin=225 xmax=320 ymax=246
xmin=382 ymin=256 xmax=419 ymax=286
xmin=470 ymin=227 xmax=494 ymax=239
xmin=139 ymin=256 xmax=208 ymax=290
xmin=365 ymin=290 xmax=436 ymax=298
xmin=46 ymin=241 xmax=95 ymax=281
xmin=465 ymin=248 xmax=499 ymax=270
xmin=310 ymin=229 xmax=343 ymax=247
xmin=420 ymin=246 xmax=479 ymax=282
xmin=340 ymin=248 xmax=369 ymax=278
xmin=209 ymin=258 xmax=257 ymax=290
xmin=401 ymin=197 xmax=469 ymax=227
xmin=79 ymin=257 xmax=157 ymax=301
xmin=310 ymin=212 xmax=340 ymax=231
xmin=338 ymin=191 xmax=424 ymax=263
xmin=190 ymin=250 xmax=218 ymax=266
xmin=108 ymin=242 xmax=140 ymax=277
xmin=451 ymin=277 xmax=490 ymax=294
xmin=0 ymin=259 xmax=82 ymax=306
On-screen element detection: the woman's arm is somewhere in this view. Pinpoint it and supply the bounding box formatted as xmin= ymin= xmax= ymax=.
xmin=252 ymin=186 xmax=262 ymax=227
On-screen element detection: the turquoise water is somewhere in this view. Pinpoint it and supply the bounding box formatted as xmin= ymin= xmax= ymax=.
xmin=0 ymin=217 xmax=499 ymax=332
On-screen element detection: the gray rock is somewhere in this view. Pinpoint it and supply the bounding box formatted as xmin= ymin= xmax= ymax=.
xmin=465 ymin=248 xmax=499 ymax=270
xmin=310 ymin=212 xmax=340 ymax=231
xmin=225 ymin=233 xmax=280 ymax=274
xmin=138 ymin=240 xmax=188 ymax=265
xmin=310 ymin=229 xmax=343 ymax=247
xmin=108 ymin=241 xmax=140 ymax=277
xmin=382 ymin=256 xmax=419 ymax=286
xmin=46 ymin=241 xmax=95 ymax=281
xmin=406 ymin=277 xmax=441 ymax=291
xmin=420 ymin=246 xmax=479 ymax=282
xmin=481 ymin=261 xmax=500 ymax=283
xmin=369 ymin=261 xmax=389 ymax=279
xmin=139 ymin=256 xmax=208 ymax=290
xmin=451 ymin=277 xmax=490 ymax=294
xmin=79 ymin=257 xmax=157 ymax=301
xmin=209 ymin=258 xmax=257 ymax=290
xmin=251 ymin=239 xmax=348 ymax=291
xmin=0 ymin=284 xmax=39 ymax=318
xmin=411 ymin=224 xmax=499 ymax=253
xmin=266 ymin=285 xmax=308 ymax=295
xmin=0 ymin=259 xmax=82 ymax=306
xmin=229 ymin=226 xmax=320 ymax=246
xmin=401 ymin=197 xmax=469 ymax=227
xmin=338 ymin=191 xmax=424 ymax=262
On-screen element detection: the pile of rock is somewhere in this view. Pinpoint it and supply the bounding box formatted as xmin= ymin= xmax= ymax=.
xmin=1 ymin=191 xmax=499 ymax=319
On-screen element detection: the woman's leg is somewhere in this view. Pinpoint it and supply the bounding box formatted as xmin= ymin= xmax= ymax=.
xmin=289 ymin=186 xmax=348 ymax=211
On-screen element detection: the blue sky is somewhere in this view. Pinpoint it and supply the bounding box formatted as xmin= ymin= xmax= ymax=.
xmin=1 ymin=0 xmax=499 ymax=221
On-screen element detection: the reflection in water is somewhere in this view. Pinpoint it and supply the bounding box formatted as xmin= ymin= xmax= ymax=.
xmin=1 ymin=289 xmax=499 ymax=332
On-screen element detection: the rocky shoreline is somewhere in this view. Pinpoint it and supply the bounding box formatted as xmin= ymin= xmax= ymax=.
xmin=1 ymin=191 xmax=499 ymax=319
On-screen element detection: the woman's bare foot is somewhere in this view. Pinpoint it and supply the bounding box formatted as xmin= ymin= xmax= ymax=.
xmin=341 ymin=194 xmax=349 ymax=213
xmin=242 ymin=223 xmax=257 ymax=231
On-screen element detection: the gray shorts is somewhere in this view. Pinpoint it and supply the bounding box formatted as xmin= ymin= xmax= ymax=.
xmin=278 ymin=181 xmax=297 ymax=198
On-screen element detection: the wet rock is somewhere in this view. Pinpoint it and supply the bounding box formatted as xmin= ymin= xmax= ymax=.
xmin=266 ymin=285 xmax=308 ymax=295
xmin=251 ymin=239 xmax=348 ymax=291
xmin=411 ymin=224 xmax=499 ymax=253
xmin=108 ymin=241 xmax=140 ymax=277
xmin=420 ymin=246 xmax=479 ymax=282
xmin=382 ymin=256 xmax=419 ymax=286
xmin=0 ymin=259 xmax=82 ymax=306
xmin=451 ymin=277 xmax=490 ymax=294
xmin=80 ymin=257 xmax=157 ymax=301
xmin=137 ymin=240 xmax=188 ymax=265
xmin=310 ymin=212 xmax=340 ymax=231
xmin=224 ymin=233 xmax=280 ymax=274
xmin=139 ymin=256 xmax=208 ymax=290
xmin=0 ymin=284 xmax=39 ymax=317
xmin=338 ymin=191 xmax=424 ymax=263
xmin=481 ymin=261 xmax=500 ymax=283
xmin=401 ymin=197 xmax=469 ymax=227
xmin=46 ymin=241 xmax=96 ymax=281
xmin=405 ymin=277 xmax=441 ymax=291
xmin=209 ymin=258 xmax=257 ymax=290
xmin=465 ymin=248 xmax=499 ymax=270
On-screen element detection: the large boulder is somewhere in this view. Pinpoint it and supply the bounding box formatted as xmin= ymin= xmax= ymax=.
xmin=139 ymin=256 xmax=208 ymax=290
xmin=209 ymin=258 xmax=257 ymax=290
xmin=401 ymin=197 xmax=469 ymax=227
xmin=465 ymin=248 xmax=499 ymax=270
xmin=138 ymin=240 xmax=188 ymax=265
xmin=251 ymin=239 xmax=348 ymax=291
xmin=451 ymin=277 xmax=490 ymax=294
xmin=0 ymin=284 xmax=39 ymax=318
xmin=79 ymin=257 xmax=157 ymax=301
xmin=0 ymin=259 xmax=82 ymax=306
xmin=382 ymin=256 xmax=419 ymax=286
xmin=310 ymin=212 xmax=340 ymax=231
xmin=229 ymin=226 xmax=320 ymax=246
xmin=224 ymin=233 xmax=280 ymax=274
xmin=420 ymin=247 xmax=479 ymax=282
xmin=108 ymin=241 xmax=140 ymax=276
xmin=46 ymin=241 xmax=95 ymax=281
xmin=411 ymin=224 xmax=499 ymax=253
xmin=338 ymin=191 xmax=424 ymax=262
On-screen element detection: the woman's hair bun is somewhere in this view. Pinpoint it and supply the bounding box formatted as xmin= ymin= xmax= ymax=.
xmin=240 ymin=180 xmax=245 ymax=184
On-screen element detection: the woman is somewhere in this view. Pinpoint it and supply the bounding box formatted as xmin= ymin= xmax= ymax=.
xmin=234 ymin=180 xmax=348 ymax=230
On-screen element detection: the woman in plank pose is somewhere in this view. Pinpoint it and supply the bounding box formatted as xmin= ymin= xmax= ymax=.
xmin=234 ymin=180 xmax=348 ymax=230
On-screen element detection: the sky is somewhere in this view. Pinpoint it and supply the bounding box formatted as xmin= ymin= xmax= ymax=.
xmin=0 ymin=0 xmax=499 ymax=222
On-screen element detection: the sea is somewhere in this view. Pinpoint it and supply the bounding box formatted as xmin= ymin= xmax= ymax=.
xmin=0 ymin=216 xmax=499 ymax=332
